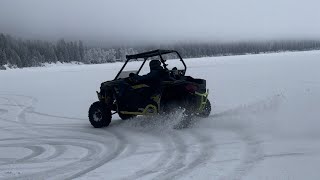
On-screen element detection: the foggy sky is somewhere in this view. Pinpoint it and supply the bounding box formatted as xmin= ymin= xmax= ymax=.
xmin=1 ymin=0 xmax=320 ymax=45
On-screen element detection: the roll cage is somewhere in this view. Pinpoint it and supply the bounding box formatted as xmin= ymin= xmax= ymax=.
xmin=114 ymin=49 xmax=187 ymax=80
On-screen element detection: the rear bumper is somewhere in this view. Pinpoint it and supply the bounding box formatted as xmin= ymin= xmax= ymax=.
xmin=195 ymin=89 xmax=209 ymax=112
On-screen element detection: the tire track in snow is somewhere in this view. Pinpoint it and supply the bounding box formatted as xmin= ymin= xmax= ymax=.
xmin=210 ymin=95 xmax=282 ymax=180
xmin=27 ymin=110 xmax=87 ymax=121
xmin=122 ymin=128 xmax=216 ymax=180
xmin=121 ymin=131 xmax=178 ymax=180
xmin=0 ymin=96 xmax=17 ymax=123
xmin=0 ymin=145 xmax=45 ymax=165
xmin=155 ymin=131 xmax=188 ymax=179
xmin=223 ymin=135 xmax=264 ymax=180
xmin=119 ymin=95 xmax=273 ymax=180
xmin=0 ymin=96 xmax=10 ymax=105
xmin=40 ymin=144 xmax=67 ymax=162
xmin=15 ymin=145 xmax=46 ymax=163
xmin=0 ymin=94 xmax=131 ymax=180
xmin=0 ymin=94 xmax=40 ymax=136
xmin=0 ymin=109 xmax=8 ymax=115
xmin=150 ymin=131 xmax=193 ymax=180
xmin=159 ymin=129 xmax=216 ymax=180
xmin=1 ymin=131 xmax=128 ymax=180
xmin=0 ymin=93 xmax=279 ymax=179
xmin=63 ymin=128 xmax=130 ymax=180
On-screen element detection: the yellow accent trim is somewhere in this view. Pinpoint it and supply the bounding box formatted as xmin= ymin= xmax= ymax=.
xmin=119 ymin=111 xmax=143 ymax=115
xmin=195 ymin=90 xmax=209 ymax=112
xmin=143 ymin=104 xmax=158 ymax=115
xmin=151 ymin=94 xmax=160 ymax=105
xmin=120 ymin=104 xmax=158 ymax=116
xmin=131 ymin=84 xmax=149 ymax=89
xmin=151 ymin=94 xmax=161 ymax=112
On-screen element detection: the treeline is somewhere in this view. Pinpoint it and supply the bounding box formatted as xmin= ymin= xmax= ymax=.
xmin=1 ymin=33 xmax=320 ymax=69
xmin=0 ymin=34 xmax=85 ymax=69
xmin=153 ymin=40 xmax=320 ymax=58
xmin=0 ymin=33 xmax=138 ymax=69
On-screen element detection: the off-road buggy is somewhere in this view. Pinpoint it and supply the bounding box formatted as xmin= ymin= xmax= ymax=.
xmin=88 ymin=49 xmax=211 ymax=128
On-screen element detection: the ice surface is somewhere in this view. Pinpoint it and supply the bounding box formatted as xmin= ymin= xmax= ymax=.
xmin=1 ymin=50 xmax=320 ymax=179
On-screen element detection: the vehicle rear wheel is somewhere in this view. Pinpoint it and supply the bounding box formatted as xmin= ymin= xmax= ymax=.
xmin=88 ymin=101 xmax=112 ymax=128
xmin=198 ymin=99 xmax=211 ymax=118
xmin=118 ymin=113 xmax=136 ymax=120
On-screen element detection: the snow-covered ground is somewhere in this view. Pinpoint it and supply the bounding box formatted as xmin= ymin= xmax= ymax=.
xmin=1 ymin=50 xmax=320 ymax=180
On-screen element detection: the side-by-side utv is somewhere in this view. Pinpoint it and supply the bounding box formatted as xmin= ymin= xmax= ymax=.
xmin=88 ymin=49 xmax=211 ymax=128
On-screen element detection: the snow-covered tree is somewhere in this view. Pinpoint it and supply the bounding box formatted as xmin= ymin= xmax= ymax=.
xmin=0 ymin=50 xmax=7 ymax=65
xmin=105 ymin=48 xmax=116 ymax=62
xmin=84 ymin=48 xmax=116 ymax=64
xmin=119 ymin=48 xmax=138 ymax=61
xmin=79 ymin=40 xmax=84 ymax=61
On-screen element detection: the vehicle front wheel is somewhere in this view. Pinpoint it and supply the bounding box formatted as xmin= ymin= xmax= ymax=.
xmin=88 ymin=101 xmax=112 ymax=128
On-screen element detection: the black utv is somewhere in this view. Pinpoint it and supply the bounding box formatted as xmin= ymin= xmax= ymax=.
xmin=88 ymin=49 xmax=211 ymax=128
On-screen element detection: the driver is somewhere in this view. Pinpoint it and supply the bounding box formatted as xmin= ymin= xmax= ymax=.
xmin=130 ymin=60 xmax=170 ymax=87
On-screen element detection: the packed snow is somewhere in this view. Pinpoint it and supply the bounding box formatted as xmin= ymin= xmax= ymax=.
xmin=1 ymin=50 xmax=320 ymax=180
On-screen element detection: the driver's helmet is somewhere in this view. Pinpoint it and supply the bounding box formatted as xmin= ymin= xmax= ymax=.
xmin=172 ymin=67 xmax=179 ymax=75
xmin=149 ymin=60 xmax=163 ymax=71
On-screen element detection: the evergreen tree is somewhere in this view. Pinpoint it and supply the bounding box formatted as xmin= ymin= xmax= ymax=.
xmin=0 ymin=50 xmax=7 ymax=65
xmin=1 ymin=32 xmax=320 ymax=69
xmin=79 ymin=40 xmax=84 ymax=61
xmin=74 ymin=42 xmax=81 ymax=61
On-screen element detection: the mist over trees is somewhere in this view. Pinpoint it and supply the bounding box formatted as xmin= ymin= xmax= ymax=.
xmin=0 ymin=34 xmax=86 ymax=69
xmin=1 ymin=33 xmax=320 ymax=70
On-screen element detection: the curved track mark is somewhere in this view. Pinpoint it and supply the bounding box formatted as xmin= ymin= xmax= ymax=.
xmin=122 ymin=132 xmax=178 ymax=180
xmin=161 ymin=129 xmax=216 ymax=180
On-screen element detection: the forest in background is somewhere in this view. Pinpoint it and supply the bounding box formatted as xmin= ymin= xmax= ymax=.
xmin=1 ymin=33 xmax=320 ymax=69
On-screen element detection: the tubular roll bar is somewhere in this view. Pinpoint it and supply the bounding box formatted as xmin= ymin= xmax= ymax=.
xmin=114 ymin=49 xmax=187 ymax=80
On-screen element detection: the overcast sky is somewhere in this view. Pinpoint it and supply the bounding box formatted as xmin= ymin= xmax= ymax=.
xmin=1 ymin=0 xmax=320 ymax=45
